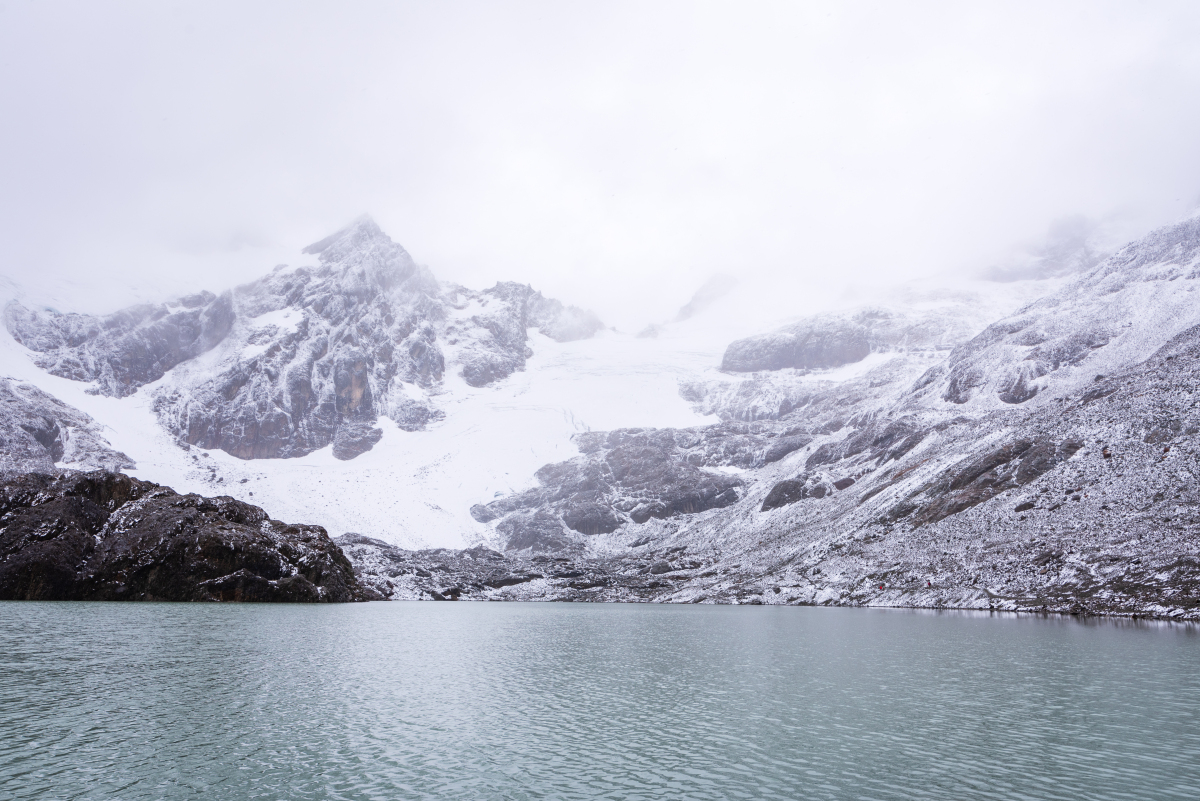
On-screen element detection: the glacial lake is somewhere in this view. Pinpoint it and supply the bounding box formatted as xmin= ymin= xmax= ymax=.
xmin=1 ymin=602 xmax=1198 ymax=801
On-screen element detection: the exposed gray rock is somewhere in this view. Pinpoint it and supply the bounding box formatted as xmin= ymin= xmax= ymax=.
xmin=474 ymin=426 xmax=748 ymax=552
xmin=6 ymin=291 xmax=234 ymax=397
xmin=918 ymin=214 xmax=1200 ymax=408
xmin=497 ymin=510 xmax=576 ymax=553
xmin=339 ymin=300 xmax=1200 ymax=617
xmin=337 ymin=534 xmax=721 ymax=603
xmin=720 ymin=306 xmax=981 ymax=374
xmin=151 ymin=218 xmax=443 ymax=459
xmin=331 ymin=421 xmax=384 ymax=460
xmin=448 ymin=215 xmax=1200 ymax=619
xmin=0 ymin=378 xmax=133 ymax=473
xmin=722 ymin=316 xmax=870 ymax=372
xmin=761 ymin=479 xmax=808 ymax=511
xmin=8 ymin=216 xmax=603 ymax=461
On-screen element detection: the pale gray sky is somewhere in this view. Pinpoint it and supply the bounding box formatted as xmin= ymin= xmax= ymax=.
xmin=2 ymin=1 xmax=1200 ymax=329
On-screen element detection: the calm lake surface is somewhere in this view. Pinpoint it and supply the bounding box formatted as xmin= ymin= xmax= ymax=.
xmin=1 ymin=602 xmax=1198 ymax=800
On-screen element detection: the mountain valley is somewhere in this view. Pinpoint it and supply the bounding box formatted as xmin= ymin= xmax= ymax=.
xmin=3 ymin=214 xmax=1199 ymax=616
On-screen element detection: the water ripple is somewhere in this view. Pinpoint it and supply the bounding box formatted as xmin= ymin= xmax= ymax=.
xmin=1 ymin=603 xmax=1198 ymax=800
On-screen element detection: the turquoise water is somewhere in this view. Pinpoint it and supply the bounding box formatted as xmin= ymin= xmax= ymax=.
xmin=1 ymin=602 xmax=1198 ymax=800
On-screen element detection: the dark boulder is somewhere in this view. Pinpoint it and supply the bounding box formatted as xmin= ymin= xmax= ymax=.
xmin=764 ymin=434 xmax=811 ymax=464
xmin=498 ymin=509 xmax=575 ymax=552
xmin=561 ymin=501 xmax=623 ymax=536
xmin=913 ymin=439 xmax=1083 ymax=525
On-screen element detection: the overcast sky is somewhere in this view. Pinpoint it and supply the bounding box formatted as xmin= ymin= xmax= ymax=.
xmin=2 ymin=1 xmax=1200 ymax=329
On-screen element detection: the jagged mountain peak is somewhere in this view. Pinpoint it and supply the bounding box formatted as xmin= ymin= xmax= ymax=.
xmin=301 ymin=214 xmax=386 ymax=256
xmin=297 ymin=215 xmax=419 ymax=292
xmin=6 ymin=216 xmax=606 ymax=463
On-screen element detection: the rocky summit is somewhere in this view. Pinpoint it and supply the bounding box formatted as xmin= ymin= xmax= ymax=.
xmin=0 ymin=471 xmax=367 ymax=602
xmin=4 ymin=216 xmax=603 ymax=461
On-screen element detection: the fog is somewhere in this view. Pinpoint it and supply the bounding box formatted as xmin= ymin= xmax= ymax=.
xmin=2 ymin=1 xmax=1200 ymax=330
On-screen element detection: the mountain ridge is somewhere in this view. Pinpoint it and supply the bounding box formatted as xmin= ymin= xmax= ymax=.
xmin=4 ymin=212 xmax=1200 ymax=617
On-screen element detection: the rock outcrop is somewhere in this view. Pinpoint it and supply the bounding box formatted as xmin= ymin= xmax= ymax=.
xmin=336 ymin=534 xmax=721 ymax=603
xmin=720 ymin=306 xmax=982 ymax=373
xmin=0 ymin=471 xmax=367 ymax=602
xmin=0 ymin=378 xmax=133 ymax=473
xmin=470 ymin=425 xmax=767 ymax=551
xmin=6 ymin=291 xmax=234 ymax=397
xmin=919 ymin=214 xmax=1200 ymax=408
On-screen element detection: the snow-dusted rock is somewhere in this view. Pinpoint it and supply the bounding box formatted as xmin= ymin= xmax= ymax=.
xmin=918 ymin=214 xmax=1200 ymax=408
xmin=445 ymin=214 xmax=1200 ymax=618
xmin=471 ymin=425 xmax=763 ymax=551
xmin=5 ymin=291 xmax=234 ymax=397
xmin=0 ymin=377 xmax=133 ymax=473
xmin=721 ymin=306 xmax=981 ymax=373
xmin=6 ymin=216 xmax=604 ymax=461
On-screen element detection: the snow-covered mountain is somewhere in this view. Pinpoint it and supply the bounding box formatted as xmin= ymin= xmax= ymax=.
xmin=0 ymin=217 xmax=707 ymax=546
xmin=7 ymin=217 xmax=603 ymax=461
xmin=5 ymin=211 xmax=1200 ymax=616
xmin=444 ymin=212 xmax=1200 ymax=616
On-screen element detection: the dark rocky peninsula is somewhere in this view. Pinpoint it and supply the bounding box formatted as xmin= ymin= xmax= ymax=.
xmin=0 ymin=471 xmax=368 ymax=602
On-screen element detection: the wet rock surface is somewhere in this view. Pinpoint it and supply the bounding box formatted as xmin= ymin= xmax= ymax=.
xmin=0 ymin=472 xmax=367 ymax=602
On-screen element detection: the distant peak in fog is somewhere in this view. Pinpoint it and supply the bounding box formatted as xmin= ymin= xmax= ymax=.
xmin=301 ymin=214 xmax=386 ymax=257
xmin=674 ymin=274 xmax=739 ymax=323
xmin=979 ymin=210 xmax=1178 ymax=284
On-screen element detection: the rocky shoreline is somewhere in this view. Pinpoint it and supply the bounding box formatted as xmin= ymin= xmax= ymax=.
xmin=335 ymin=534 xmax=1200 ymax=621
xmin=0 ymin=469 xmax=1192 ymax=618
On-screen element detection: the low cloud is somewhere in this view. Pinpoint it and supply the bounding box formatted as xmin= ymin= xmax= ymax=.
xmin=2 ymin=1 xmax=1199 ymax=330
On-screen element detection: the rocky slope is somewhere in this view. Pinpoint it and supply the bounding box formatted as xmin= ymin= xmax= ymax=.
xmin=5 ymin=290 xmax=234 ymax=398
xmin=0 ymin=471 xmax=367 ymax=602
xmin=0 ymin=377 xmax=133 ymax=473
xmin=5 ymin=216 xmax=603 ymax=461
xmin=355 ymin=213 xmax=1200 ymax=618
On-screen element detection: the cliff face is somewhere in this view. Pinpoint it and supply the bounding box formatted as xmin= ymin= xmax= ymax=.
xmin=0 ymin=471 xmax=368 ymax=602
xmin=5 ymin=216 xmax=603 ymax=461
